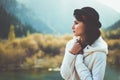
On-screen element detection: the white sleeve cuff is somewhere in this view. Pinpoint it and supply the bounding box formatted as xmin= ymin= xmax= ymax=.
xmin=75 ymin=54 xmax=83 ymax=65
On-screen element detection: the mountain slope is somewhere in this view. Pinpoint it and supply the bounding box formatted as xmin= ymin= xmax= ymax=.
xmin=20 ymin=0 xmax=120 ymax=34
xmin=0 ymin=0 xmax=120 ymax=35
xmin=104 ymin=20 xmax=120 ymax=39
xmin=0 ymin=6 xmax=36 ymax=38
xmin=0 ymin=0 xmax=55 ymax=35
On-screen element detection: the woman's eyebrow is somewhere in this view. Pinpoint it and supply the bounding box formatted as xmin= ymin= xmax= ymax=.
xmin=74 ymin=20 xmax=79 ymax=23
xmin=74 ymin=20 xmax=77 ymax=23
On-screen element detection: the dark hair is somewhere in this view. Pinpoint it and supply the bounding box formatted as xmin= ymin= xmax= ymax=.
xmin=74 ymin=7 xmax=101 ymax=46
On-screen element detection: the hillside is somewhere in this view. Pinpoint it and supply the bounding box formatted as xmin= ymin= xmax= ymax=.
xmin=104 ymin=20 xmax=120 ymax=39
xmin=0 ymin=6 xmax=36 ymax=39
xmin=1 ymin=0 xmax=120 ymax=35
xmin=0 ymin=0 xmax=55 ymax=39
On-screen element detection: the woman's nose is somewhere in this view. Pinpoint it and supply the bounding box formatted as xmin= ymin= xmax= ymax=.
xmin=72 ymin=25 xmax=75 ymax=30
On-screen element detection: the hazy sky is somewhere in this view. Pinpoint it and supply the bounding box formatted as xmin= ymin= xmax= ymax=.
xmin=97 ymin=0 xmax=120 ymax=13
xmin=17 ymin=0 xmax=120 ymax=13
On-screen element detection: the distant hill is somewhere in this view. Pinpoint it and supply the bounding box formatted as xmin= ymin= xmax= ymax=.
xmin=104 ymin=20 xmax=120 ymax=39
xmin=0 ymin=6 xmax=36 ymax=39
xmin=18 ymin=0 xmax=120 ymax=34
xmin=0 ymin=0 xmax=55 ymax=39
xmin=0 ymin=0 xmax=120 ymax=35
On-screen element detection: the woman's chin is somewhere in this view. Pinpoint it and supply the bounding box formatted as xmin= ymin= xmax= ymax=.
xmin=73 ymin=33 xmax=76 ymax=36
xmin=73 ymin=34 xmax=79 ymax=36
xmin=74 ymin=33 xmax=83 ymax=37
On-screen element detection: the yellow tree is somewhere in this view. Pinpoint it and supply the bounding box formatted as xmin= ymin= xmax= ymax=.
xmin=26 ymin=30 xmax=31 ymax=37
xmin=8 ymin=24 xmax=15 ymax=40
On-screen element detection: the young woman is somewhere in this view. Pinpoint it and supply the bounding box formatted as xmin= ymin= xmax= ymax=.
xmin=60 ymin=7 xmax=108 ymax=80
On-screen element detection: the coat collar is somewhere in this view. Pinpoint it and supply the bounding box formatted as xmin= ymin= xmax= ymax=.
xmin=72 ymin=36 xmax=108 ymax=57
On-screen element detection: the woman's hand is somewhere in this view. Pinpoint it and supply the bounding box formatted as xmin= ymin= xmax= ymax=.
xmin=69 ymin=42 xmax=83 ymax=55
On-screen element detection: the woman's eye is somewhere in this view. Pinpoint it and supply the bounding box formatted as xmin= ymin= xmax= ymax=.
xmin=74 ymin=22 xmax=78 ymax=24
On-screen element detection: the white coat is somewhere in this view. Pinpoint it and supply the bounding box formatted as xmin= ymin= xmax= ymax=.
xmin=60 ymin=36 xmax=108 ymax=80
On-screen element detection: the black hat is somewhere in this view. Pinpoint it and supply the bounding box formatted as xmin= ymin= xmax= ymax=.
xmin=74 ymin=7 xmax=101 ymax=29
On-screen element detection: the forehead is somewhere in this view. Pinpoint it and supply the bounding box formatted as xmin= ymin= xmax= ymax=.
xmin=74 ymin=18 xmax=79 ymax=21
xmin=74 ymin=18 xmax=81 ymax=23
xmin=73 ymin=18 xmax=85 ymax=26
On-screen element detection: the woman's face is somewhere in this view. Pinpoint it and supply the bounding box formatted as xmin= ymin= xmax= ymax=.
xmin=72 ymin=18 xmax=85 ymax=36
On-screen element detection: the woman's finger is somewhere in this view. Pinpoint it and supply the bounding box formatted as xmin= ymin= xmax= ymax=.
xmin=70 ymin=42 xmax=83 ymax=54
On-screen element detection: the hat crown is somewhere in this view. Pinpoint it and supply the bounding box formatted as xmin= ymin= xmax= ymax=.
xmin=74 ymin=7 xmax=101 ymax=28
xmin=81 ymin=7 xmax=99 ymax=21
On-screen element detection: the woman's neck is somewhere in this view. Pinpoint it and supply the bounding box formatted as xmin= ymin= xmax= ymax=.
xmin=78 ymin=34 xmax=87 ymax=43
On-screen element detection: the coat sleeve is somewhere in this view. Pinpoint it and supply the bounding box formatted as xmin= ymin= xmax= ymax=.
xmin=75 ymin=52 xmax=107 ymax=80
xmin=60 ymin=41 xmax=76 ymax=80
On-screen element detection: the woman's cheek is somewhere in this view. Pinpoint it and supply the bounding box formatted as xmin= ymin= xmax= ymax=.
xmin=76 ymin=26 xmax=81 ymax=34
xmin=75 ymin=25 xmax=80 ymax=36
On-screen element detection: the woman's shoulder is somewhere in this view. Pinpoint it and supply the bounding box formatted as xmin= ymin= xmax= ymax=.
xmin=66 ymin=38 xmax=76 ymax=46
xmin=92 ymin=51 xmax=107 ymax=61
